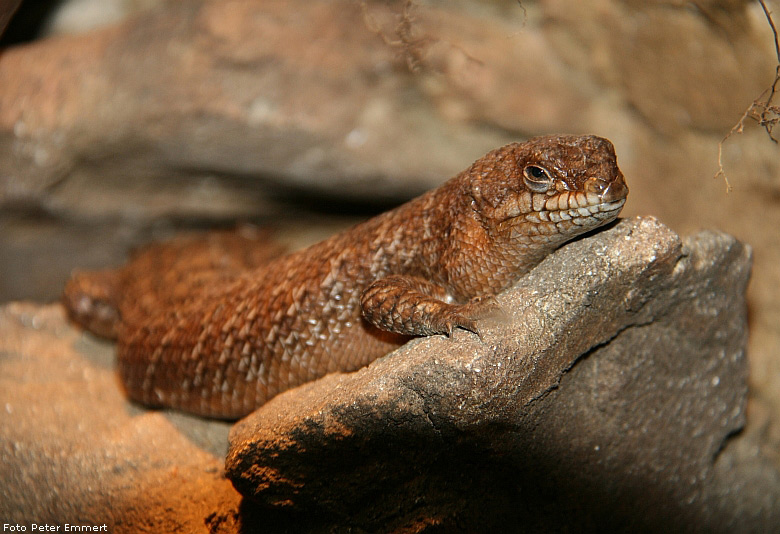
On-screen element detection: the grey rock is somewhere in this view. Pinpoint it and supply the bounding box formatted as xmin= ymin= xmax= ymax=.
xmin=1 ymin=217 xmax=776 ymax=533
xmin=226 ymin=217 xmax=776 ymax=532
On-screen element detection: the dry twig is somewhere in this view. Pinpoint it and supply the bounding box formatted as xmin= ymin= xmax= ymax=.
xmin=361 ymin=0 xmax=431 ymax=72
xmin=716 ymin=0 xmax=780 ymax=192
xmin=360 ymin=1 xmax=525 ymax=74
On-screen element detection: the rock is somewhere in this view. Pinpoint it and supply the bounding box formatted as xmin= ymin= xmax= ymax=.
xmin=0 ymin=0 xmax=22 ymax=36
xmin=0 ymin=0 xmax=569 ymax=212
xmin=0 ymin=302 xmax=241 ymax=532
xmin=543 ymin=0 xmax=775 ymax=134
xmin=1 ymin=216 xmax=777 ymax=532
xmin=225 ymin=217 xmax=778 ymax=532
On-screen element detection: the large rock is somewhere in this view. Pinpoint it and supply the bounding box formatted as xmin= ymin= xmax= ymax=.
xmin=225 ymin=217 xmax=777 ymax=532
xmin=0 ymin=302 xmax=241 ymax=532
xmin=1 ymin=217 xmax=778 ymax=533
xmin=0 ymin=0 xmax=569 ymax=211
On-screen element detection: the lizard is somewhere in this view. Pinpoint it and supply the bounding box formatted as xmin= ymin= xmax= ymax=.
xmin=63 ymin=134 xmax=628 ymax=419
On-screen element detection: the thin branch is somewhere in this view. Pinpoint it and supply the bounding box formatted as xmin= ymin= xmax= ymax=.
xmin=760 ymin=0 xmax=780 ymax=62
xmin=361 ymin=0 xmax=431 ymax=72
xmin=716 ymin=0 xmax=780 ymax=192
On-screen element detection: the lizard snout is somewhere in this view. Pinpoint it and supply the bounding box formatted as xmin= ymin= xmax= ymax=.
xmin=585 ymin=176 xmax=628 ymax=204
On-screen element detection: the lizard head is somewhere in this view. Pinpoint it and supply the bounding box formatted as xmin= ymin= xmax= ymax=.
xmin=466 ymin=134 xmax=628 ymax=248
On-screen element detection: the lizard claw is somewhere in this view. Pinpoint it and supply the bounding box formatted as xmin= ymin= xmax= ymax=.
xmin=439 ymin=295 xmax=509 ymax=341
xmin=442 ymin=312 xmax=484 ymax=341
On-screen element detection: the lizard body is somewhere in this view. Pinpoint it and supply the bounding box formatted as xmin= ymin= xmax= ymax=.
xmin=64 ymin=134 xmax=628 ymax=418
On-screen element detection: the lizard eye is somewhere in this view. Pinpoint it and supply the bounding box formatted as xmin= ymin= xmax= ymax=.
xmin=523 ymin=165 xmax=553 ymax=193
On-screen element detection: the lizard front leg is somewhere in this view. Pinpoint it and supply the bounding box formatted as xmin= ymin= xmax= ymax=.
xmin=360 ymin=274 xmax=496 ymax=338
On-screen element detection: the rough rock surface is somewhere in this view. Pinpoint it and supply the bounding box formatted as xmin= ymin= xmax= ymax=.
xmin=1 ymin=216 xmax=778 ymax=532
xmin=225 ymin=217 xmax=777 ymax=532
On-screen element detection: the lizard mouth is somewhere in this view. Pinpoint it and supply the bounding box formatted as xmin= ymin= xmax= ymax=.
xmin=540 ymin=197 xmax=626 ymax=225
xmin=526 ymin=177 xmax=628 ymax=225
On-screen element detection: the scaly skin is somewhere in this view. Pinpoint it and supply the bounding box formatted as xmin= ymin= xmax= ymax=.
xmin=63 ymin=134 xmax=628 ymax=419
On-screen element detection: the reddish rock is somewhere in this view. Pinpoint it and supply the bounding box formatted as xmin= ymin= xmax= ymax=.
xmin=0 ymin=302 xmax=241 ymax=533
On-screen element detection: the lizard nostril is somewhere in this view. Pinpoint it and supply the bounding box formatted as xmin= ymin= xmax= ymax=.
xmin=603 ymin=181 xmax=629 ymax=203
xmin=585 ymin=178 xmax=628 ymax=202
xmin=585 ymin=178 xmax=608 ymax=195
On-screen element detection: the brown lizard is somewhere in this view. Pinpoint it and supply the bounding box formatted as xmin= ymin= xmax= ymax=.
xmin=63 ymin=134 xmax=628 ymax=419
